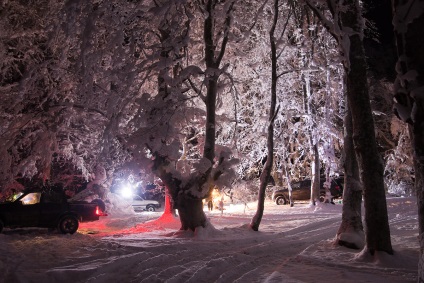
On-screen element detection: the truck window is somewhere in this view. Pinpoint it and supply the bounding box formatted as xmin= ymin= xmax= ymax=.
xmin=292 ymin=182 xmax=301 ymax=189
xmin=21 ymin=193 xmax=41 ymax=205
xmin=1 ymin=192 xmax=24 ymax=203
xmin=12 ymin=192 xmax=24 ymax=201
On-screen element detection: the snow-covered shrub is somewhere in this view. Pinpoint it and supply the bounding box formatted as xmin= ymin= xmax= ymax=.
xmin=384 ymin=124 xmax=414 ymax=196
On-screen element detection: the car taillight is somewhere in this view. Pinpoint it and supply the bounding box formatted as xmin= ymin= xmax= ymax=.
xmin=95 ymin=206 xmax=108 ymax=216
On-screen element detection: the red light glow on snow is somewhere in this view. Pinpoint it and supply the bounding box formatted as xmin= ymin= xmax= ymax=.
xmin=78 ymin=212 xmax=180 ymax=236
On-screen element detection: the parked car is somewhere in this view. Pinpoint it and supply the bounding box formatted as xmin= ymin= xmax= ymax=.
xmin=142 ymin=185 xmax=165 ymax=203
xmin=272 ymin=177 xmax=344 ymax=205
xmin=132 ymin=195 xmax=161 ymax=212
xmin=0 ymin=189 xmax=107 ymax=234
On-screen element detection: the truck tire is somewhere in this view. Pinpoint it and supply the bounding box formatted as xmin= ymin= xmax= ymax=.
xmin=146 ymin=205 xmax=156 ymax=212
xmin=58 ymin=215 xmax=79 ymax=234
xmin=0 ymin=219 xmax=3 ymax=233
xmin=91 ymin=199 xmax=106 ymax=212
xmin=275 ymin=196 xmax=287 ymax=205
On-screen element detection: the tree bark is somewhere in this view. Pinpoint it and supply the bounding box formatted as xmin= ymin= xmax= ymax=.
xmin=203 ymin=0 xmax=233 ymax=163
xmin=391 ymin=0 xmax=424 ymax=277
xmin=310 ymin=143 xmax=320 ymax=205
xmin=149 ymin=1 xmax=234 ymax=231
xmin=336 ymin=95 xmax=364 ymax=249
xmin=250 ymin=0 xmax=279 ymax=231
xmin=163 ymin=0 xmax=233 ymax=231
xmin=151 ymin=154 xmax=208 ymax=231
xmin=156 ymin=20 xmax=175 ymax=220
xmin=341 ymin=0 xmax=393 ymax=255
xmin=176 ymin=195 xmax=207 ymax=231
xmin=301 ymin=64 xmax=319 ymax=205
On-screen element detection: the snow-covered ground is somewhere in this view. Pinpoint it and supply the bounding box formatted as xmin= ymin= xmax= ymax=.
xmin=0 ymin=197 xmax=418 ymax=283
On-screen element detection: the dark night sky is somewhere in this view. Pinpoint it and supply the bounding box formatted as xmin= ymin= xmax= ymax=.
xmin=363 ymin=0 xmax=397 ymax=80
xmin=364 ymin=1 xmax=394 ymax=44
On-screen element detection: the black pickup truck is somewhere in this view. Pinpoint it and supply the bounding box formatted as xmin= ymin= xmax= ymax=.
xmin=0 ymin=189 xmax=106 ymax=234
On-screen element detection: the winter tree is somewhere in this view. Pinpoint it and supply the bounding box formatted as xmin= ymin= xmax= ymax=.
xmin=125 ymin=0 xmax=241 ymax=231
xmin=250 ymin=0 xmax=282 ymax=231
xmin=304 ymin=0 xmax=393 ymax=255
xmin=231 ymin=0 xmax=344 ymax=200
xmin=0 ymin=0 xmax=156 ymax=196
xmin=336 ymin=95 xmax=364 ymax=249
xmin=391 ymin=0 xmax=424 ymax=278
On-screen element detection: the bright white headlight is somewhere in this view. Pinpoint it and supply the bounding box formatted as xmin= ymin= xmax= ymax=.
xmin=120 ymin=185 xmax=133 ymax=199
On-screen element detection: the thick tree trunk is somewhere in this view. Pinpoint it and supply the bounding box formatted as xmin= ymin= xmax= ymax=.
xmin=391 ymin=0 xmax=424 ymax=278
xmin=305 ymin=0 xmax=393 ymax=255
xmin=346 ymin=38 xmax=393 ymax=254
xmin=177 ymin=195 xmax=207 ymax=231
xmin=153 ymin=8 xmax=189 ymax=225
xmin=415 ymin=127 xmax=424 ymax=280
xmin=152 ymin=155 xmax=208 ymax=231
xmin=160 ymin=0 xmax=233 ymax=231
xmin=342 ymin=1 xmax=393 ymax=255
xmin=203 ymin=78 xmax=218 ymax=163
xmin=336 ymin=97 xmax=364 ymax=249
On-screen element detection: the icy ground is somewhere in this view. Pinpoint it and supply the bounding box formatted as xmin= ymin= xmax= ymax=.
xmin=0 ymin=197 xmax=419 ymax=283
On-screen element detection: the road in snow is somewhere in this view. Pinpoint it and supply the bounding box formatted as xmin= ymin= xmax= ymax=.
xmin=0 ymin=198 xmax=419 ymax=282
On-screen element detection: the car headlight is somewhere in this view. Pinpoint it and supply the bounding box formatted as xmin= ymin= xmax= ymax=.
xmin=120 ymin=185 xmax=134 ymax=199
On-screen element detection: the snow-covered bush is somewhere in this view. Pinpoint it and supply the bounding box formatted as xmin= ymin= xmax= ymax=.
xmin=384 ymin=125 xmax=414 ymax=196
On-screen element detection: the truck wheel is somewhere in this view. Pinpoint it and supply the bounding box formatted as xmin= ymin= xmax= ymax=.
xmin=0 ymin=219 xmax=3 ymax=233
xmin=91 ymin=199 xmax=106 ymax=212
xmin=275 ymin=196 xmax=287 ymax=205
xmin=146 ymin=205 xmax=155 ymax=212
xmin=58 ymin=215 xmax=79 ymax=234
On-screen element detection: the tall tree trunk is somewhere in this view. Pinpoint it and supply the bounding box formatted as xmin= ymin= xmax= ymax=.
xmin=336 ymin=96 xmax=364 ymax=249
xmin=341 ymin=0 xmax=393 ymax=255
xmin=302 ymin=68 xmax=319 ymax=205
xmin=413 ymin=123 xmax=424 ymax=280
xmin=391 ymin=0 xmax=424 ymax=278
xmin=310 ymin=143 xmax=320 ymax=205
xmin=203 ymin=78 xmax=218 ymax=163
xmin=250 ymin=0 xmax=279 ymax=231
xmin=202 ymin=0 xmax=218 ymax=162
xmin=282 ymin=143 xmax=294 ymax=206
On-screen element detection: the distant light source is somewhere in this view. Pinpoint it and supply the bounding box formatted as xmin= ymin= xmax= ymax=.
xmin=120 ymin=184 xmax=134 ymax=199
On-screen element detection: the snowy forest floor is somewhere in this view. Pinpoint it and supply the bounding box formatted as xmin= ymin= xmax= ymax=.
xmin=0 ymin=197 xmax=419 ymax=283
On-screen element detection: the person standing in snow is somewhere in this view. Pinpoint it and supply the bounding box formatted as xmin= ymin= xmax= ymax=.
xmin=208 ymin=198 xmax=214 ymax=211
xmin=218 ymin=196 xmax=224 ymax=215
